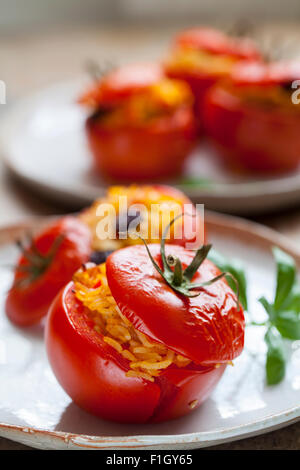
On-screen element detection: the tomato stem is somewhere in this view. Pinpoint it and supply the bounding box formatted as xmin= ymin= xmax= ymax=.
xmin=138 ymin=214 xmax=240 ymax=307
xmin=172 ymin=257 xmax=183 ymax=286
xmin=184 ymin=244 xmax=212 ymax=281
xmin=14 ymin=233 xmax=65 ymax=289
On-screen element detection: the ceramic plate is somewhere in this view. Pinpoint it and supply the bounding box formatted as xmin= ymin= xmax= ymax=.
xmin=2 ymin=80 xmax=300 ymax=215
xmin=0 ymin=212 xmax=299 ymax=450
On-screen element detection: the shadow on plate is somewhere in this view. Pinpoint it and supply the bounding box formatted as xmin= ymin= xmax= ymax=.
xmin=54 ymin=400 xmax=210 ymax=437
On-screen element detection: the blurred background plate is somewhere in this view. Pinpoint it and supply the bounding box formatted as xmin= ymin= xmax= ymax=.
xmin=2 ymin=79 xmax=300 ymax=215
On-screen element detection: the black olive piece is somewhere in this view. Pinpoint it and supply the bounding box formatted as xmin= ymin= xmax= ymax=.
xmin=281 ymin=81 xmax=294 ymax=92
xmin=89 ymin=107 xmax=111 ymax=122
xmin=116 ymin=211 xmax=142 ymax=238
xmin=89 ymin=250 xmax=114 ymax=265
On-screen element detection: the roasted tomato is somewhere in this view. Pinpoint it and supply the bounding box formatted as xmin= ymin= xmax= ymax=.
xmin=46 ymin=238 xmax=244 ymax=423
xmin=204 ymin=61 xmax=300 ymax=173
xmin=80 ymin=184 xmax=203 ymax=254
xmin=6 ymin=217 xmax=92 ymax=327
xmin=165 ymin=27 xmax=261 ymax=129
xmin=79 ymin=63 xmax=196 ymax=181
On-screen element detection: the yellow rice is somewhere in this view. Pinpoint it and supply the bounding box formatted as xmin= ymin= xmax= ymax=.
xmin=73 ymin=264 xmax=192 ymax=382
xmin=79 ymin=185 xmax=185 ymax=252
xmin=166 ymin=48 xmax=238 ymax=76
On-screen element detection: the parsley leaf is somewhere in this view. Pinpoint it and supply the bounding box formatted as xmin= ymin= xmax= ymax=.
xmin=273 ymin=310 xmax=300 ymax=340
xmin=265 ymin=326 xmax=286 ymax=385
xmin=208 ymin=248 xmax=248 ymax=310
xmin=258 ymin=296 xmax=275 ymax=322
xmin=273 ymin=247 xmax=296 ymax=311
xmin=258 ymin=247 xmax=300 ymax=385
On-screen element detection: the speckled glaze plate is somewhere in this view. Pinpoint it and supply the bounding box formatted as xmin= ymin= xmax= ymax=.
xmin=2 ymin=80 xmax=300 ymax=214
xmin=0 ymin=212 xmax=299 ymax=450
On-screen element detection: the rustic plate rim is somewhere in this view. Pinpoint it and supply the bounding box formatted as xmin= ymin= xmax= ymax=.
xmin=0 ymin=403 xmax=299 ymax=449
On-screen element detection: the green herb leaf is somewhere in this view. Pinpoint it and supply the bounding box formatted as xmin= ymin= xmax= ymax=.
xmin=265 ymin=326 xmax=286 ymax=385
xmin=273 ymin=310 xmax=300 ymax=340
xmin=273 ymin=247 xmax=296 ymax=311
xmin=258 ymin=296 xmax=275 ymax=322
xmin=255 ymin=247 xmax=300 ymax=386
xmin=208 ymin=248 xmax=248 ymax=310
xmin=281 ymin=283 xmax=300 ymax=312
xmin=178 ymin=177 xmax=213 ymax=188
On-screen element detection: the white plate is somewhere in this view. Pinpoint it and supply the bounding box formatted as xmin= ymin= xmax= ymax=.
xmin=0 ymin=212 xmax=299 ymax=450
xmin=2 ymin=79 xmax=300 ymax=215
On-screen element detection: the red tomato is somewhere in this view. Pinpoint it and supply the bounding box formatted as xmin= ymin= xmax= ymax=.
xmin=230 ymin=61 xmax=300 ymax=87
xmin=175 ymin=27 xmax=260 ymax=60
xmin=86 ymin=107 xmax=196 ymax=181
xmin=46 ymin=244 xmax=243 ymax=423
xmin=203 ymin=62 xmax=300 ymax=173
xmin=107 ymin=244 xmax=244 ymax=365
xmin=100 ymin=183 xmax=205 ymax=248
xmin=46 ymin=284 xmax=226 ymax=423
xmin=6 ymin=217 xmax=92 ymax=327
xmin=80 ymin=63 xmax=196 ymax=181
xmin=165 ymin=27 xmax=261 ymax=130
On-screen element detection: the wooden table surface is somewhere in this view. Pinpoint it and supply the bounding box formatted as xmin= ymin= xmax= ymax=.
xmin=0 ymin=23 xmax=299 ymax=450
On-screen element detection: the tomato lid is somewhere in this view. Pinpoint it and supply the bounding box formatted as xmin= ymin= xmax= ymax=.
xmin=231 ymin=61 xmax=300 ymax=87
xmin=106 ymin=244 xmax=244 ymax=365
xmin=80 ymin=63 xmax=164 ymax=107
xmin=175 ymin=27 xmax=260 ymax=61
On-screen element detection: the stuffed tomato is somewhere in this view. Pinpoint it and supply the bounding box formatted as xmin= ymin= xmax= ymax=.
xmin=6 ymin=185 xmax=202 ymax=327
xmin=80 ymin=184 xmax=203 ymax=254
xmin=204 ymin=61 xmax=300 ymax=173
xmin=79 ymin=63 xmax=196 ymax=181
xmin=46 ymin=236 xmax=244 ymax=423
xmin=165 ymin=27 xmax=261 ymax=130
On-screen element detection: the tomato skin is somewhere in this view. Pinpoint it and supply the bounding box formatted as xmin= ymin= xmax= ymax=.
xmin=230 ymin=60 xmax=300 ymax=88
xmin=6 ymin=217 xmax=92 ymax=327
xmin=204 ymin=84 xmax=300 ymax=173
xmin=46 ymin=283 xmax=226 ymax=423
xmin=46 ymin=285 xmax=160 ymax=423
xmin=165 ymin=28 xmax=261 ymax=130
xmin=95 ymin=63 xmax=164 ymax=107
xmin=165 ymin=70 xmax=217 ymax=131
xmin=86 ymin=107 xmax=196 ymax=181
xmin=79 ymin=63 xmax=164 ymax=108
xmin=107 ymin=244 xmax=244 ymax=366
xmin=151 ymin=364 xmax=226 ymax=423
xmin=174 ymin=28 xmax=260 ymax=60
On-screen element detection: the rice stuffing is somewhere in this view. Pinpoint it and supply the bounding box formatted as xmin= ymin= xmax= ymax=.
xmin=73 ymin=264 xmax=192 ymax=382
xmin=79 ymin=185 xmax=185 ymax=252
